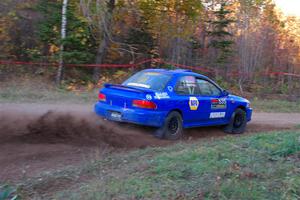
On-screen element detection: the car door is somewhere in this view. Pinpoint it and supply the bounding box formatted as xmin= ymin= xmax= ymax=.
xmin=196 ymin=78 xmax=229 ymax=124
xmin=173 ymin=75 xmax=209 ymax=126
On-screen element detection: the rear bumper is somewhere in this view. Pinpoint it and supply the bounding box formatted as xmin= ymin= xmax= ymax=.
xmin=94 ymin=102 xmax=166 ymax=127
xmin=246 ymin=107 xmax=253 ymax=122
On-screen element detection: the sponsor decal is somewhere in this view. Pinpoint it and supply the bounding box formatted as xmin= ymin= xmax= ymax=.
xmin=144 ymin=72 xmax=161 ymax=76
xmin=167 ymin=86 xmax=173 ymax=92
xmin=127 ymin=82 xmax=150 ymax=88
xmin=146 ymin=94 xmax=152 ymax=100
xmin=211 ymin=98 xmax=227 ymax=109
xmin=210 ymin=112 xmax=226 ymax=119
xmin=154 ymin=92 xmax=170 ymax=99
xmin=189 ymin=97 xmax=199 ymax=110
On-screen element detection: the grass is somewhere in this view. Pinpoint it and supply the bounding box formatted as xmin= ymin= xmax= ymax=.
xmin=0 ymin=85 xmax=97 ymax=104
xmin=251 ymin=98 xmax=300 ymax=113
xmin=0 ymin=185 xmax=18 ymax=200
xmin=12 ymin=130 xmax=300 ymax=199
xmin=1 ymin=85 xmax=300 ymax=113
xmin=295 ymin=124 xmax=300 ymax=129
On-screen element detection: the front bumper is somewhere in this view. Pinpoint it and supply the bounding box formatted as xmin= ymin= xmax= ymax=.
xmin=246 ymin=107 xmax=253 ymax=122
xmin=94 ymin=102 xmax=166 ymax=127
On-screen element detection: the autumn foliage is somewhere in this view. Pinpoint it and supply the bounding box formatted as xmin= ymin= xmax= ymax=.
xmin=0 ymin=0 xmax=300 ymax=95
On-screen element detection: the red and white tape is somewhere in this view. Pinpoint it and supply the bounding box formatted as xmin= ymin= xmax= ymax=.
xmin=1 ymin=59 xmax=300 ymax=78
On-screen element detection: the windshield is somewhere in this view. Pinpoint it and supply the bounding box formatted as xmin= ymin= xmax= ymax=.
xmin=123 ymin=71 xmax=172 ymax=91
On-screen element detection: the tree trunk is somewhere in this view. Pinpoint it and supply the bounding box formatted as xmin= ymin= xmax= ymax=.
xmin=56 ymin=0 xmax=68 ymax=85
xmin=92 ymin=0 xmax=115 ymax=82
xmin=93 ymin=33 xmax=109 ymax=81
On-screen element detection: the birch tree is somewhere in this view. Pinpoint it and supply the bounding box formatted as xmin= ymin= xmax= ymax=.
xmin=56 ymin=0 xmax=68 ymax=85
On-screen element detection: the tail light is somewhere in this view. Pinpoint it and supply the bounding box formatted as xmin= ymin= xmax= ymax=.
xmin=132 ymin=100 xmax=157 ymax=109
xmin=98 ymin=93 xmax=106 ymax=102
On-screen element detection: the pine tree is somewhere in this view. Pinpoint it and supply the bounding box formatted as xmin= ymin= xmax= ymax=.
xmin=207 ymin=2 xmax=235 ymax=69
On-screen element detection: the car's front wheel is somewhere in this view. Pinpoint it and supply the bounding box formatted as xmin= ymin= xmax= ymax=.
xmin=223 ymin=108 xmax=247 ymax=134
xmin=155 ymin=111 xmax=183 ymax=140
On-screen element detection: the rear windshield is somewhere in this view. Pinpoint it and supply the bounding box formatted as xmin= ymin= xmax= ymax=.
xmin=123 ymin=71 xmax=171 ymax=91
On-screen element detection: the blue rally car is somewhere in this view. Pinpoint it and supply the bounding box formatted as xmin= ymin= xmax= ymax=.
xmin=95 ymin=69 xmax=252 ymax=140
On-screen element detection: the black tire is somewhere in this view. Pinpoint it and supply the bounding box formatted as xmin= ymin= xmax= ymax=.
xmin=155 ymin=111 xmax=183 ymax=140
xmin=223 ymin=108 xmax=247 ymax=134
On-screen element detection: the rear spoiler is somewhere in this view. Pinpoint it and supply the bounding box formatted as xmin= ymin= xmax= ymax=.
xmin=104 ymin=83 xmax=154 ymax=93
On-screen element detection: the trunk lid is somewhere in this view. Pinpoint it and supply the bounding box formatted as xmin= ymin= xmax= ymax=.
xmin=100 ymin=84 xmax=155 ymax=109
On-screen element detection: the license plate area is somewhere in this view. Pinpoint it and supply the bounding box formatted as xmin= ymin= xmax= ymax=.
xmin=109 ymin=111 xmax=122 ymax=120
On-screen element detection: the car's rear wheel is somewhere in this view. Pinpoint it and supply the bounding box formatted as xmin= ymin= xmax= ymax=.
xmin=223 ymin=108 xmax=247 ymax=134
xmin=155 ymin=111 xmax=183 ymax=140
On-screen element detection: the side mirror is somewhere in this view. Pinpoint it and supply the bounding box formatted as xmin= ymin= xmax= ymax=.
xmin=222 ymin=90 xmax=229 ymax=97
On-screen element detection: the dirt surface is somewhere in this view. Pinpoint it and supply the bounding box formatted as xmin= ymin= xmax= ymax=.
xmin=1 ymin=103 xmax=300 ymax=183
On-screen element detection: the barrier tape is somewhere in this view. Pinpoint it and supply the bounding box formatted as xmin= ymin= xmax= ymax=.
xmin=1 ymin=59 xmax=300 ymax=78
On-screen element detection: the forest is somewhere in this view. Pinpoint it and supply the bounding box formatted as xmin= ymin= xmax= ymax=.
xmin=1 ymin=0 xmax=300 ymax=95
xmin=1 ymin=1 xmax=300 ymax=198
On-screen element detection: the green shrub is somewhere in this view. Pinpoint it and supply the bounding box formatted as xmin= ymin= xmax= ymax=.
xmin=0 ymin=185 xmax=18 ymax=200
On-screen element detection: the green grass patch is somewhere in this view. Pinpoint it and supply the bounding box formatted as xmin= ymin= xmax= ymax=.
xmin=0 ymin=86 xmax=97 ymax=104
xmin=1 ymin=80 xmax=300 ymax=113
xmin=17 ymin=130 xmax=300 ymax=199
xmin=295 ymin=124 xmax=300 ymax=129
xmin=0 ymin=185 xmax=18 ymax=200
xmin=251 ymin=98 xmax=300 ymax=113
xmin=2 ymin=84 xmax=300 ymax=113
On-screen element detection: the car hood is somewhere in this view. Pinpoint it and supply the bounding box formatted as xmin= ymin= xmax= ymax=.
xmin=228 ymin=94 xmax=250 ymax=103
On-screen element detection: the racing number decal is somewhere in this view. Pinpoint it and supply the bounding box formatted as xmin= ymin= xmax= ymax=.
xmin=189 ymin=97 xmax=199 ymax=110
xmin=211 ymin=98 xmax=227 ymax=109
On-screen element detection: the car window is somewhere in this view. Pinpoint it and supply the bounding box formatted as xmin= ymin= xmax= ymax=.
xmin=122 ymin=71 xmax=171 ymax=91
xmin=175 ymin=76 xmax=200 ymax=95
xmin=196 ymin=79 xmax=221 ymax=96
